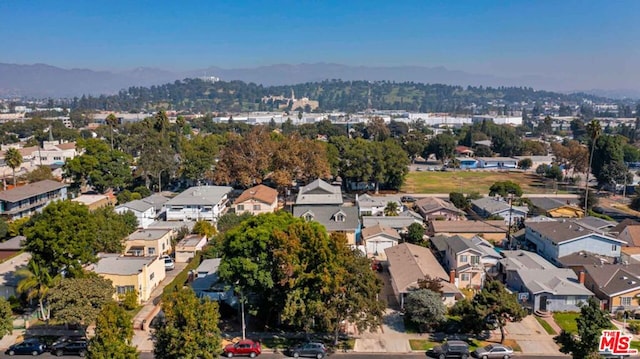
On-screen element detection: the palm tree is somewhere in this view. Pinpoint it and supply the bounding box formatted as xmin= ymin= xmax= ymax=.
xmin=16 ymin=260 xmax=60 ymax=321
xmin=384 ymin=201 xmax=399 ymax=216
xmin=105 ymin=113 xmax=118 ymax=150
xmin=584 ymin=120 xmax=602 ymax=212
xmin=4 ymin=148 xmax=22 ymax=187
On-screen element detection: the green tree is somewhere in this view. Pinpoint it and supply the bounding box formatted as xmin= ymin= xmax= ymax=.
xmin=580 ymin=189 xmax=599 ymax=211
xmin=153 ymin=288 xmax=221 ymax=359
xmin=405 ymin=289 xmax=446 ymax=331
xmin=449 ymin=192 xmax=468 ymax=210
xmin=404 ymin=223 xmax=425 ymax=244
xmin=517 ymin=158 xmax=533 ymax=170
xmin=105 ymin=113 xmax=118 ymax=150
xmin=88 ymin=301 xmax=138 ymax=359
xmin=20 ymin=165 xmax=54 ymax=183
xmin=425 ymin=133 xmax=456 ymax=163
xmin=452 ymin=280 xmax=526 ymax=343
xmin=545 ymin=164 xmax=564 ymax=181
xmin=4 ymin=147 xmax=22 ymax=187
xmin=489 ymin=181 xmax=523 ymax=197
xmin=0 ymin=297 xmax=12 ymax=339
xmin=216 ymin=212 xmax=253 ymax=233
xmin=47 ymin=276 xmax=115 ymax=325
xmin=24 ymin=200 xmax=98 ymax=277
xmin=16 ymin=260 xmax=60 ymax=321
xmin=92 ymin=207 xmax=138 ymax=253
xmin=0 ymin=218 xmax=7 ymax=240
xmin=384 ymin=201 xmax=399 ymax=216
xmin=192 ymin=220 xmax=216 ymax=238
xmin=554 ymin=297 xmax=611 ymax=359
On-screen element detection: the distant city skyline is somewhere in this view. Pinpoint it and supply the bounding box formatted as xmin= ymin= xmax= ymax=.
xmin=1 ymin=0 xmax=640 ymax=91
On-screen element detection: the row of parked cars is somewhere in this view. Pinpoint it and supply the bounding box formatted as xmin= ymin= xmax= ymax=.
xmin=428 ymin=340 xmax=514 ymax=359
xmin=5 ymin=336 xmax=88 ymax=356
xmin=222 ymin=339 xmax=328 ymax=358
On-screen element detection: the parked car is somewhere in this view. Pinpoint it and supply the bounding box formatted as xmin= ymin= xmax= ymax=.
xmin=287 ymin=342 xmax=327 ymax=358
xmin=222 ymin=339 xmax=261 ymax=357
xmin=163 ymin=255 xmax=175 ymax=270
xmin=51 ymin=340 xmax=88 ymax=357
xmin=473 ymin=343 xmax=513 ymax=359
xmin=5 ymin=338 xmax=47 ymax=356
xmin=428 ymin=340 xmax=470 ymax=359
xmin=401 ymin=196 xmax=416 ymax=203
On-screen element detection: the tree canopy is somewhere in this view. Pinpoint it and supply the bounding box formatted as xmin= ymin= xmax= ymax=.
xmin=489 ymin=181 xmax=523 ymax=197
xmin=404 ymin=289 xmax=446 ymax=331
xmin=554 ymin=297 xmax=611 ymax=359
xmin=88 ymin=301 xmax=138 ymax=359
xmin=47 ymin=276 xmax=115 ymax=325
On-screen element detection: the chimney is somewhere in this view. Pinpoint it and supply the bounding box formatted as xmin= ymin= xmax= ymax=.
xmin=579 ymin=271 xmax=585 ymax=285
xmin=449 ymin=269 xmax=456 ymax=284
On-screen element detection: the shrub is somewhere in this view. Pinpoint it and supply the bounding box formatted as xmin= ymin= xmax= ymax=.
xmin=120 ymin=290 xmax=139 ymax=310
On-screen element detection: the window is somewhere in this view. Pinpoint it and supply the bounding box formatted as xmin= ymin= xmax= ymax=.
xmin=148 ymin=247 xmax=156 ymax=256
xmin=53 ymin=156 xmax=61 ymax=161
xmin=622 ymin=297 xmax=632 ymax=306
xmin=565 ymin=296 xmax=576 ymax=305
xmin=304 ymin=213 xmax=314 ymax=221
xmin=459 ymin=255 xmax=468 ymax=263
xmin=116 ymin=285 xmax=135 ymax=295
xmin=461 ymin=273 xmax=470 ymax=281
xmin=471 ymin=256 xmax=480 ymax=265
xmin=150 ymin=273 xmax=155 ymax=280
xmin=612 ymin=244 xmax=618 ymax=251
xmin=40 ymin=157 xmax=47 ymax=161
xmin=237 ymin=204 xmax=244 ymax=211
xmin=253 ymin=204 xmax=261 ymax=211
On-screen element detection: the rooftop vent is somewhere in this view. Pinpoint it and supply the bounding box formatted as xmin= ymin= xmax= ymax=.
xmin=622 ymin=276 xmax=629 ymax=280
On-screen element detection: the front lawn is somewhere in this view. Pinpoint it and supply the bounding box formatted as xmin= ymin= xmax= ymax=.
xmin=553 ymin=312 xmax=579 ymax=333
xmin=535 ymin=317 xmax=557 ymax=335
xmin=409 ymin=339 xmax=438 ymax=351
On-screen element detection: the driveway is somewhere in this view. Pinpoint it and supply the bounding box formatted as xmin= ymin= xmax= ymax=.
xmin=501 ymin=316 xmax=565 ymax=356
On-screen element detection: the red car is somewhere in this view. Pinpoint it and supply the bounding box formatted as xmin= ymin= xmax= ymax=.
xmin=223 ymin=339 xmax=262 ymax=358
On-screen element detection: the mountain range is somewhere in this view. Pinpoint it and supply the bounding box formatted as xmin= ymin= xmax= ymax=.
xmin=0 ymin=62 xmax=637 ymax=99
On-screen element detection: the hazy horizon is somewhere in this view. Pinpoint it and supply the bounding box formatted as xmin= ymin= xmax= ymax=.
xmin=2 ymin=0 xmax=640 ymax=92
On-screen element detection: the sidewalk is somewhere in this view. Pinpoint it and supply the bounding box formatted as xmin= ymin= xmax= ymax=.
xmin=131 ymin=262 xmax=187 ymax=352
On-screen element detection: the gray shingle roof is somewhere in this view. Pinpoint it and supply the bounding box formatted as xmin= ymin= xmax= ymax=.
xmin=526 ymin=221 xmax=622 ymax=245
xmin=500 ymin=250 xmax=559 ymax=271
xmin=529 ymin=197 xmax=575 ymax=211
xmin=295 ymin=179 xmax=343 ymax=205
xmin=362 ymin=215 xmax=422 ymax=230
xmin=92 ymin=254 xmax=158 ymax=275
xmin=575 ymin=216 xmax=616 ymax=231
xmin=414 ymin=197 xmax=464 ymax=216
xmin=517 ymin=268 xmax=593 ymax=295
xmin=164 ymin=186 xmax=232 ymax=206
xmin=357 ymin=194 xmax=402 ymax=208
xmin=583 ymin=264 xmax=640 ymax=296
xmin=0 ymin=180 xmax=66 ymax=203
xmin=293 ymin=205 xmax=359 ymax=232
xmin=116 ymin=199 xmax=153 ymax=213
xmin=471 ymin=197 xmax=528 ymax=215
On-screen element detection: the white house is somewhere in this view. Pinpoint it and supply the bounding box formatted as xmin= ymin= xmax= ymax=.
xmin=164 ymin=186 xmax=233 ymax=222
xmin=356 ymin=194 xmax=403 ymax=216
xmin=115 ymin=199 xmax=156 ymax=229
xmin=174 ymin=234 xmax=207 ymax=263
xmin=361 ymin=224 xmax=401 ymax=260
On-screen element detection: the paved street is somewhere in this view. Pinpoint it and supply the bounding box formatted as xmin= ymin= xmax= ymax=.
xmin=0 ymin=354 xmax=569 ymax=359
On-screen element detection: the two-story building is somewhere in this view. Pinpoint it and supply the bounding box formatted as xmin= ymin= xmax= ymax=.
xmin=0 ymin=180 xmax=67 ymax=220
xmin=582 ymin=263 xmax=640 ymax=313
xmin=427 ymin=220 xmax=508 ymax=242
xmin=295 ymin=179 xmax=343 ymax=206
xmin=124 ymin=228 xmax=174 ymax=257
xmin=164 ymin=186 xmax=233 ymax=222
xmin=90 ymin=254 xmax=165 ymax=303
xmin=525 ymin=220 xmax=625 ymax=266
xmin=356 ymin=194 xmax=403 ymax=217
xmin=294 ymin=205 xmax=361 ymax=245
xmin=234 ymin=184 xmax=278 ymax=215
xmin=115 ymin=199 xmax=156 ymax=229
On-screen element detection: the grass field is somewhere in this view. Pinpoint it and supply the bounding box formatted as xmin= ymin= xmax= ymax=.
xmin=401 ymin=170 xmax=569 ymax=194
xmin=552 ymin=312 xmax=579 ymax=333
xmin=535 ymin=317 xmax=557 ymax=335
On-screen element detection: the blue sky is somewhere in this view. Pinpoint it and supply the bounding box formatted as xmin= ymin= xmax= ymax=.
xmin=1 ymin=0 xmax=639 ymax=89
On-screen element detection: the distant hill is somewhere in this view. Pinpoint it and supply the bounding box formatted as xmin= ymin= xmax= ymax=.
xmin=2 ymin=62 xmax=637 ymax=99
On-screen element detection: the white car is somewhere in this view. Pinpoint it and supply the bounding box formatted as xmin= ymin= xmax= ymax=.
xmin=162 ymin=255 xmax=175 ymax=271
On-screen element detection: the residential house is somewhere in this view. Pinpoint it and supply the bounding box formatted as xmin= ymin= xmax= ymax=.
xmin=414 ymin=197 xmax=465 ymax=221
xmin=477 ymin=157 xmax=518 ymax=169
xmin=295 ymin=179 xmax=343 ymax=206
xmin=455 ymin=146 xmax=474 ymax=157
xmin=90 ymin=254 xmax=165 ymax=303
xmin=500 ymin=250 xmax=593 ymax=313
xmin=361 ymin=224 xmax=400 ymax=260
xmin=190 ymin=258 xmax=237 ymax=306
xmin=174 ymin=234 xmax=207 ymax=263
xmin=557 ymin=251 xmax=617 ymax=272
xmin=141 ymin=193 xmax=170 ymax=214
xmin=71 ymin=194 xmax=114 ymax=210
xmin=0 ymin=180 xmax=67 ymax=220
xmin=471 ymin=196 xmax=528 ymax=223
xmin=0 ymin=236 xmax=24 ymax=261
xmin=356 ymin=194 xmax=402 ymax=217
xmin=385 ymin=243 xmax=462 ymax=308
xmin=525 ymin=220 xmax=624 ymax=266
xmin=610 ymin=219 xmax=640 ymax=237
xmin=427 ymin=220 xmax=508 ymax=242
xmin=575 ymin=216 xmax=617 ymax=232
xmin=234 ymin=184 xmax=278 ymax=215
xmin=362 ymin=211 xmax=423 ymax=232
xmin=430 ymin=235 xmax=501 ymax=289
xmin=528 ymin=197 xmax=584 ymax=218
xmin=116 ymin=199 xmax=156 ymax=229
xmin=621 ymin=247 xmax=640 ymax=265
xmin=617 ymin=225 xmax=640 ymax=247
xmin=124 ymin=228 xmax=174 ymax=257
xmin=164 ymin=185 xmax=233 ymax=221
xmin=294 ymin=205 xmax=360 ymax=245
xmin=582 ymin=263 xmax=640 ymax=313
